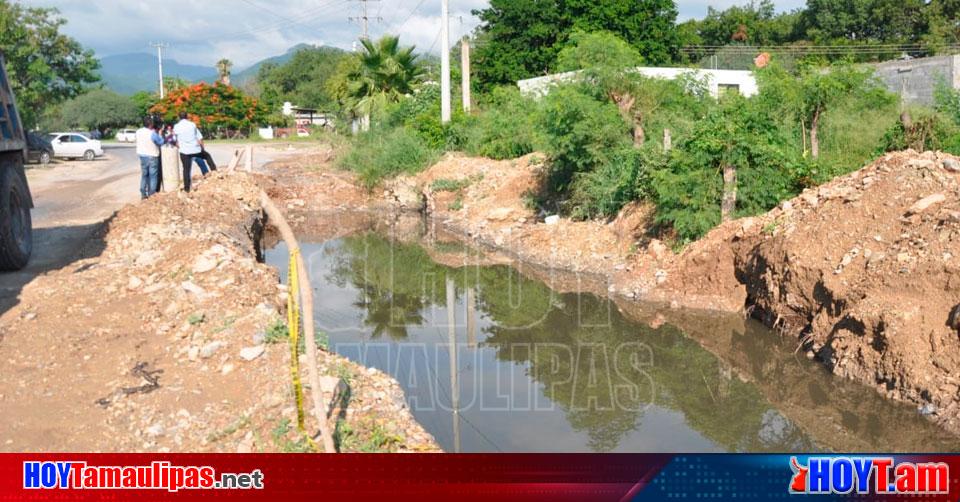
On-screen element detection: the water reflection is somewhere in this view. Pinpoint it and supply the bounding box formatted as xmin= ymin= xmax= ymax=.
xmin=267 ymin=230 xmax=959 ymax=453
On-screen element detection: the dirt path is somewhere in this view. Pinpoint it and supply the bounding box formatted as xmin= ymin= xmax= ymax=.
xmin=0 ymin=144 xmax=439 ymax=453
xmin=0 ymin=143 xmax=296 ymax=316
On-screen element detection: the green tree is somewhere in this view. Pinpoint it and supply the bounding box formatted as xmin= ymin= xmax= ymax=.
xmin=757 ymin=61 xmax=885 ymax=158
xmin=130 ymin=90 xmax=158 ymax=118
xmin=556 ymin=31 xmax=674 ymax=146
xmin=801 ymin=0 xmax=928 ymax=46
xmin=555 ymin=30 xmax=643 ymax=72
xmin=0 ymin=0 xmax=99 ymax=127
xmin=58 ymin=88 xmax=139 ymax=132
xmin=256 ymin=46 xmax=348 ymax=112
xmin=471 ymin=0 xmax=679 ymax=91
xmin=343 ymin=36 xmax=425 ymax=121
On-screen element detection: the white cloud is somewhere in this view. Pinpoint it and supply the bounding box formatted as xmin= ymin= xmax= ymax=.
xmin=19 ymin=0 xmax=806 ymax=68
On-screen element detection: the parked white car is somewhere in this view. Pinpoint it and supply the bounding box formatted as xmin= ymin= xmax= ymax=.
xmin=48 ymin=132 xmax=104 ymax=161
xmin=115 ymin=129 xmax=137 ymax=142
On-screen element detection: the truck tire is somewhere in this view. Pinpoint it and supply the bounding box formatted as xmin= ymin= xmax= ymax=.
xmin=0 ymin=159 xmax=32 ymax=270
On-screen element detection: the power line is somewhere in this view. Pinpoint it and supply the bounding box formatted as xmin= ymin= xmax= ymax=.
xmin=349 ymin=0 xmax=383 ymax=40
xmin=193 ymin=0 xmax=350 ymax=43
xmin=388 ymin=0 xmax=428 ymax=34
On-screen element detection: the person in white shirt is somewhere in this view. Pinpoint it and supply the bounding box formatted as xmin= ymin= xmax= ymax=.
xmin=172 ymin=112 xmax=208 ymax=192
xmin=135 ymin=117 xmax=163 ymax=198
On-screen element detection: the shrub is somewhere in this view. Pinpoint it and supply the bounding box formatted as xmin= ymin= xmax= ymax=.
xmin=568 ymin=145 xmax=665 ymax=219
xmin=650 ymin=98 xmax=807 ymax=243
xmin=339 ymin=127 xmax=438 ymax=189
xmin=877 ymin=108 xmax=960 ymax=155
xmin=466 ymin=87 xmax=541 ymax=160
xmin=383 ymin=83 xmax=472 ymax=151
xmin=536 ymin=85 xmax=631 ymax=193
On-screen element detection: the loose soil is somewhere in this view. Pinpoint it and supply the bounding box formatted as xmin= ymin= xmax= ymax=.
xmin=0 ymin=170 xmax=438 ymax=453
xmin=5 ymin=140 xmax=959 ymax=451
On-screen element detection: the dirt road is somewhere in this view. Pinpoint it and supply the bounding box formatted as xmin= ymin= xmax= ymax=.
xmin=0 ymin=143 xmax=291 ymax=317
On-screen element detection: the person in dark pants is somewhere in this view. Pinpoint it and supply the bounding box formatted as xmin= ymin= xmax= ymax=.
xmin=200 ymin=143 xmax=217 ymax=171
xmin=135 ymin=117 xmax=162 ymax=198
xmin=172 ymin=112 xmax=206 ymax=192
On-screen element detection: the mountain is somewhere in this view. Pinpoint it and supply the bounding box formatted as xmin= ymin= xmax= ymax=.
xmin=229 ymin=43 xmax=316 ymax=86
xmin=99 ymin=45 xmax=326 ymax=95
xmin=98 ymin=53 xmax=214 ymax=95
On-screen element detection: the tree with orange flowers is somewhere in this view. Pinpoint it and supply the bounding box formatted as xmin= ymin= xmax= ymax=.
xmin=149 ymin=82 xmax=267 ymax=136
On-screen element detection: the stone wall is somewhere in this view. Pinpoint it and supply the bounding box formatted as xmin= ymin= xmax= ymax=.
xmin=874 ymin=55 xmax=960 ymax=105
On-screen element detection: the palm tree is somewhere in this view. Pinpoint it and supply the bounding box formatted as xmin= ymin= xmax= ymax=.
xmin=346 ymin=35 xmax=425 ymax=128
xmin=215 ymin=58 xmax=233 ymax=86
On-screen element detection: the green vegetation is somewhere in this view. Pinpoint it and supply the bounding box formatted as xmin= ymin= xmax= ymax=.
xmin=322 ymin=1 xmax=960 ymax=245
xmin=255 ymin=46 xmax=348 ymax=116
xmin=335 ymin=418 xmax=402 ymax=453
xmin=338 ymin=126 xmax=438 ymax=189
xmin=264 ymin=318 xmax=289 ymax=344
xmin=270 ymin=418 xmax=314 ymax=453
xmin=333 ymin=29 xmax=921 ymax=244
xmin=430 ymin=175 xmax=481 ymax=193
xmin=44 ymin=88 xmax=139 ymax=133
xmin=0 ymin=0 xmax=99 ymax=127
xmin=471 ymin=0 xmax=679 ymax=91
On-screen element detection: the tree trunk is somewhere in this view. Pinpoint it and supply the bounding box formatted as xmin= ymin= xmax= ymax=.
xmin=633 ymin=122 xmax=645 ymax=147
xmin=800 ymin=118 xmax=807 ymax=157
xmin=611 ymin=91 xmax=643 ymax=147
xmin=900 ymin=109 xmax=913 ymax=131
xmin=721 ymin=164 xmax=737 ymax=222
xmin=810 ymin=107 xmax=821 ymax=159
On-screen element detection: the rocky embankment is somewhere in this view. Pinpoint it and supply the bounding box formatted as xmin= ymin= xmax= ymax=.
xmin=725 ymin=150 xmax=960 ymax=431
xmin=0 ymin=171 xmax=438 ymax=453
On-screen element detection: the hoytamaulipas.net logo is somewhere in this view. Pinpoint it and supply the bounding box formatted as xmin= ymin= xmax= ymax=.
xmin=23 ymin=461 xmax=264 ymax=492
xmin=789 ymin=456 xmax=949 ymax=495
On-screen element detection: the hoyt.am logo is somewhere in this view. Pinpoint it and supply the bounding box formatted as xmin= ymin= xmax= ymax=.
xmin=789 ymin=456 xmax=949 ymax=495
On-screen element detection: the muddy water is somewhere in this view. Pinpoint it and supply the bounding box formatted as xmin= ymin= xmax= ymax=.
xmin=266 ymin=228 xmax=960 ymax=453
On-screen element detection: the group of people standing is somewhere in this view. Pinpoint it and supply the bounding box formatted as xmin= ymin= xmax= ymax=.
xmin=135 ymin=112 xmax=218 ymax=198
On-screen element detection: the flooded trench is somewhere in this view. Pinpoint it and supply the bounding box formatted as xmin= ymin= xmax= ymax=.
xmin=265 ymin=215 xmax=960 ymax=453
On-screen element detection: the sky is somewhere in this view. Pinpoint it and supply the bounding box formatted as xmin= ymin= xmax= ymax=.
xmin=20 ymin=0 xmax=806 ymax=69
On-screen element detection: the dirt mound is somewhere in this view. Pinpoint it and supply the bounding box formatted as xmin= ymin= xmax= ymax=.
xmin=385 ymin=153 xmax=646 ymax=276
xmin=0 ymin=171 xmax=438 ymax=452
xmin=720 ymin=150 xmax=960 ymax=430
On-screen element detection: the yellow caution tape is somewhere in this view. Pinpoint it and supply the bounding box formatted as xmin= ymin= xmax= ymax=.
xmin=286 ymin=248 xmax=318 ymax=451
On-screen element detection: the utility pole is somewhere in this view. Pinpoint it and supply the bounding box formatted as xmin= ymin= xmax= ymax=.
xmin=349 ymin=0 xmax=381 ymax=40
xmin=440 ymin=0 xmax=451 ymax=123
xmin=150 ymin=42 xmax=168 ymax=98
xmin=460 ymin=37 xmax=471 ymax=113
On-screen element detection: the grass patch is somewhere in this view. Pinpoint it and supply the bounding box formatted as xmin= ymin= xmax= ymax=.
xmin=339 ymin=127 xmax=438 ymax=189
xmin=430 ymin=174 xmax=481 ymax=193
xmin=263 ymin=318 xmax=329 ymax=352
xmin=448 ymin=195 xmax=463 ymax=211
xmin=270 ymin=418 xmax=314 ymax=453
xmin=335 ymin=418 xmax=402 ymax=453
xmin=206 ymin=415 xmax=250 ymax=444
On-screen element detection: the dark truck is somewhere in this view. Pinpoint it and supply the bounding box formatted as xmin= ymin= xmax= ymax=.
xmin=0 ymin=54 xmax=32 ymax=270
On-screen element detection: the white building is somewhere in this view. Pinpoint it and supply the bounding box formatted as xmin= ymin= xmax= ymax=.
xmin=517 ymin=67 xmax=758 ymax=99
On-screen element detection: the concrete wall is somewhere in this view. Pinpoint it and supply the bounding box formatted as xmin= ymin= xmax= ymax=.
xmin=517 ymin=67 xmax=758 ymax=99
xmin=874 ymin=55 xmax=960 ymax=105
